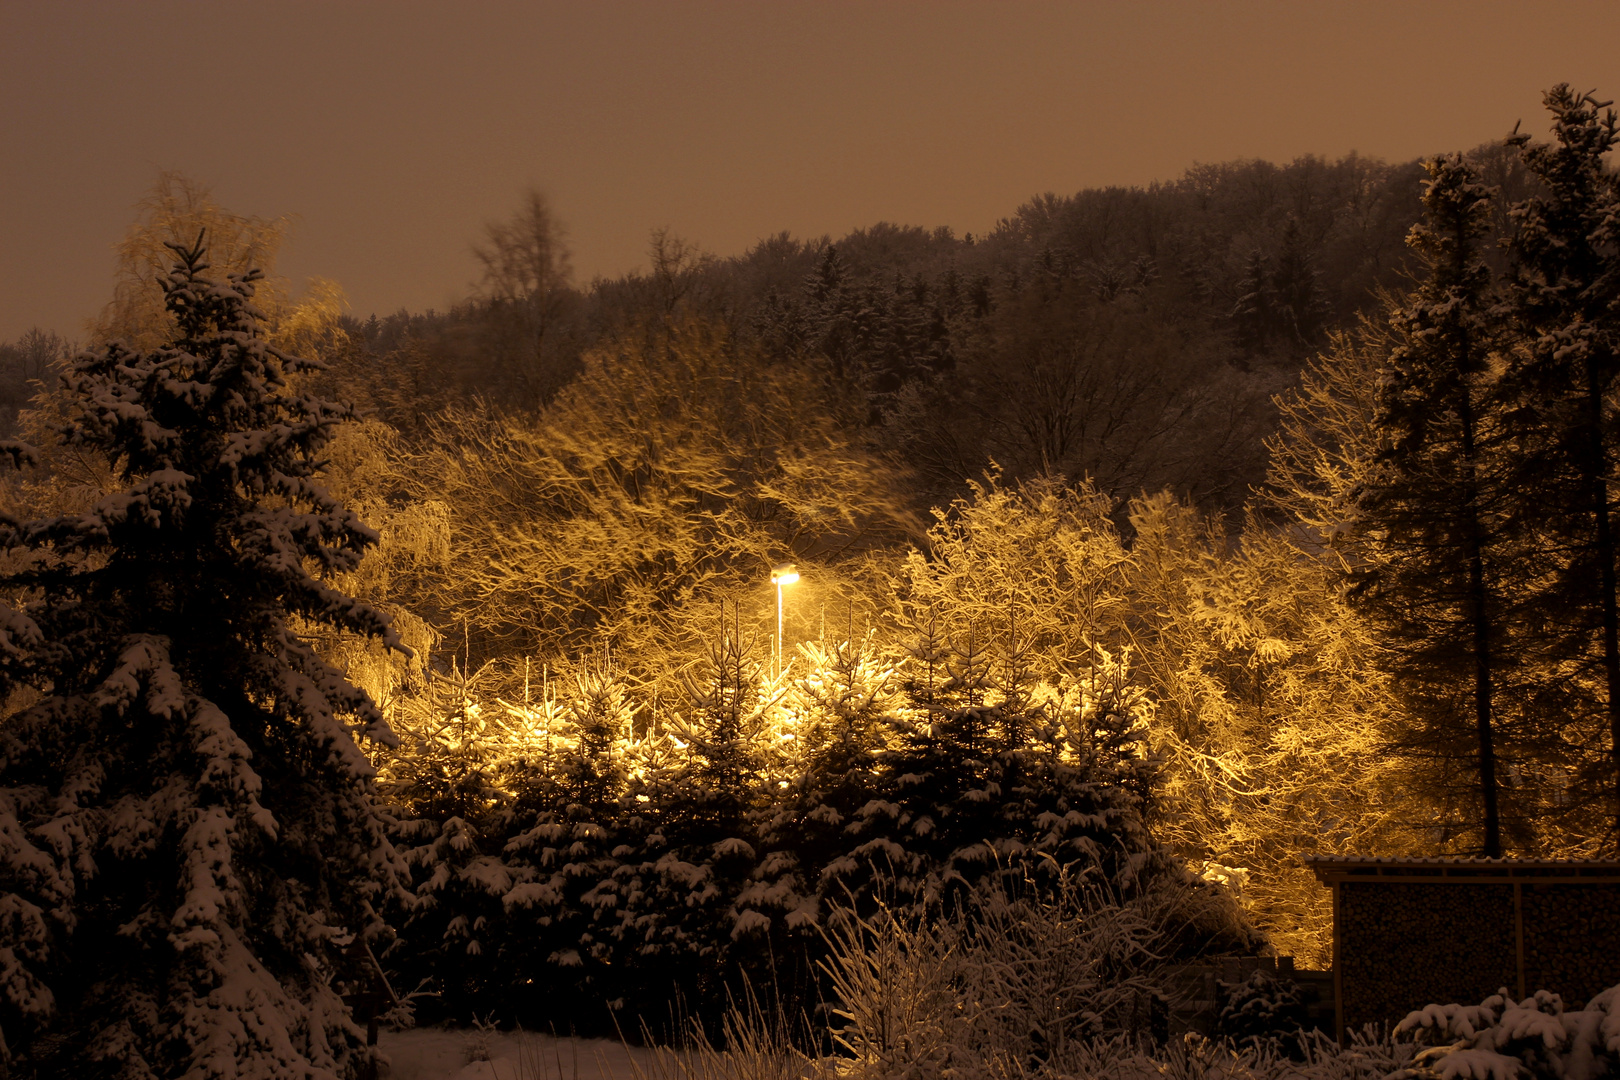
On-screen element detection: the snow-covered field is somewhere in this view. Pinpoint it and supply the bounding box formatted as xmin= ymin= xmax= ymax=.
xmin=379 ymin=1028 xmax=658 ymax=1080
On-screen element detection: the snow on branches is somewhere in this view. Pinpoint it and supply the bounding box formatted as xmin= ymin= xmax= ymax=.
xmin=0 ymin=237 xmax=407 ymax=1079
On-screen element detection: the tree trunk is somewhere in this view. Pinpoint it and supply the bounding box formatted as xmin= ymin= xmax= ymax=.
xmin=1584 ymin=357 xmax=1620 ymax=847
xmin=1459 ymin=363 xmax=1501 ymax=857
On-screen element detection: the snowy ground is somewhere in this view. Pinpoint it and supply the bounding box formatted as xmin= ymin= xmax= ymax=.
xmin=379 ymin=1028 xmax=659 ymax=1080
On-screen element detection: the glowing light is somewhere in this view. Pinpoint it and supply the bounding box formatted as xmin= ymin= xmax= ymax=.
xmin=772 ymin=563 xmax=800 ymax=678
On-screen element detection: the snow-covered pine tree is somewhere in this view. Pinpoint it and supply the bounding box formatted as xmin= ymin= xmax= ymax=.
xmin=885 ymin=616 xmax=1025 ymax=897
xmin=1499 ymin=86 xmax=1620 ymax=846
xmin=854 ymin=615 xmax=1023 ymax=906
xmin=759 ymin=631 xmax=898 ymax=929
xmin=380 ymin=656 xmax=508 ymax=823
xmin=0 ymin=237 xmax=409 ymax=1078
xmin=577 ymin=702 xmax=694 ymax=1025
xmin=670 ymin=607 xmax=775 ymax=848
xmin=1041 ymin=641 xmax=1160 ymax=856
xmin=1353 ymin=153 xmax=1512 ymax=856
xmin=597 ymin=606 xmax=782 ymax=1021
xmin=839 ymin=612 xmax=1161 ymax=913
xmin=380 ymin=658 xmax=517 ymax=1023
xmin=499 ymin=665 xmax=637 ymax=1027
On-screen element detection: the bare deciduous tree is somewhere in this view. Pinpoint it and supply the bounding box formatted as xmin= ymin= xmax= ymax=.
xmin=473 ymin=188 xmax=572 ymax=304
xmin=391 ymin=316 xmax=919 ymax=696
xmin=472 ymin=188 xmax=576 ymax=407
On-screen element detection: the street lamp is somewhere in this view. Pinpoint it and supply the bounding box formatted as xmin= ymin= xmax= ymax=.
xmin=771 ymin=563 xmax=799 ymax=678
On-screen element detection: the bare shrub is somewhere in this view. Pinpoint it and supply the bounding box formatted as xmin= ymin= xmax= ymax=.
xmin=816 ymin=863 xmax=1253 ymax=1078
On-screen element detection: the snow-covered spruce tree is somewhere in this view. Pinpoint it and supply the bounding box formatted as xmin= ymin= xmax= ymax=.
xmin=760 ymin=632 xmax=898 ymax=925
xmin=1398 ymin=982 xmax=1620 ymax=1080
xmin=831 ymin=612 xmax=1161 ymax=914
xmin=379 ymin=660 xmax=518 ymax=1024
xmin=538 ymin=608 xmax=800 ymax=1030
xmin=0 ymin=238 xmax=408 ymax=1078
xmin=1499 ymin=86 xmax=1620 ymax=847
xmin=629 ymin=611 xmax=778 ymax=1008
xmin=1213 ymin=967 xmax=1310 ymax=1055
xmin=498 ymin=665 xmax=638 ymax=1027
xmin=1352 ymin=153 xmax=1514 ymax=856
xmin=575 ymin=706 xmax=698 ymax=1027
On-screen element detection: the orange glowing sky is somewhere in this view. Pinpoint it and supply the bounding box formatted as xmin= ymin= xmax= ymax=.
xmin=3 ymin=1 xmax=1617 ymax=341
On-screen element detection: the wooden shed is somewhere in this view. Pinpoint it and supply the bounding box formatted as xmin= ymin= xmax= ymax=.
xmin=1306 ymin=856 xmax=1620 ymax=1040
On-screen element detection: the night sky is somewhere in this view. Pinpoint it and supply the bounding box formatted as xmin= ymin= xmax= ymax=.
xmin=3 ymin=0 xmax=1617 ymax=342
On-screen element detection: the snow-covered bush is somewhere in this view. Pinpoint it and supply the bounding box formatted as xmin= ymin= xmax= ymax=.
xmin=0 ymin=239 xmax=408 ymax=1078
xmin=1397 ymin=983 xmax=1620 ymax=1080
xmin=1215 ymin=966 xmax=1311 ymax=1054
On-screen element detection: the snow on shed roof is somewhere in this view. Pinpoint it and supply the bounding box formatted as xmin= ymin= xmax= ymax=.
xmin=1303 ymin=855 xmax=1620 ymax=884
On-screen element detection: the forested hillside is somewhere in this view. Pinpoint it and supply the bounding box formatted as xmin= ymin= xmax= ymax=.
xmin=1 ymin=85 xmax=1616 ymax=1063
xmin=0 ymin=146 xmax=1500 ymax=502
xmin=305 ymin=148 xmax=1453 ymax=511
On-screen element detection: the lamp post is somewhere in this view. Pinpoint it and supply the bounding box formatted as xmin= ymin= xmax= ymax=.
xmin=770 ymin=563 xmax=799 ymax=679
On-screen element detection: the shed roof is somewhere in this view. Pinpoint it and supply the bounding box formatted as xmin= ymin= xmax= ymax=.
xmin=1304 ymin=855 xmax=1620 ymax=885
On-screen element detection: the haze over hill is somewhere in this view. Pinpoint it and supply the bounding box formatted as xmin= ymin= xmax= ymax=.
xmin=0 ymin=141 xmax=1530 ymax=516
xmin=3 ymin=1 xmax=1617 ymax=340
